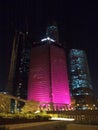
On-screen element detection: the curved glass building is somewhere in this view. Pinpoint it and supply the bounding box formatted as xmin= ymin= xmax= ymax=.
xmin=27 ymin=39 xmax=71 ymax=110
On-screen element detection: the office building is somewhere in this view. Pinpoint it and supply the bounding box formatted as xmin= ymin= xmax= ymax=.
xmin=7 ymin=31 xmax=31 ymax=99
xmin=69 ymin=49 xmax=94 ymax=109
xmin=28 ymin=24 xmax=71 ymax=110
xmin=28 ymin=41 xmax=71 ymax=110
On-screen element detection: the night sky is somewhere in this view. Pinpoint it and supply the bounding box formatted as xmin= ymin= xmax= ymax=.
xmin=0 ymin=0 xmax=98 ymax=98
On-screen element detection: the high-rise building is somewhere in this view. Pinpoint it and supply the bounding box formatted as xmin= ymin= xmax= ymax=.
xmin=69 ymin=49 xmax=94 ymax=109
xmin=7 ymin=31 xmax=19 ymax=95
xmin=46 ymin=23 xmax=59 ymax=44
xmin=7 ymin=31 xmax=31 ymax=99
xmin=27 ymin=24 xmax=71 ymax=110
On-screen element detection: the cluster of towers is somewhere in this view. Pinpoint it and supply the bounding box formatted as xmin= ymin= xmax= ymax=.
xmin=7 ymin=23 xmax=94 ymax=110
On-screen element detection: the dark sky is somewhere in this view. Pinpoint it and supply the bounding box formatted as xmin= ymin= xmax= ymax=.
xmin=0 ymin=0 xmax=98 ymax=98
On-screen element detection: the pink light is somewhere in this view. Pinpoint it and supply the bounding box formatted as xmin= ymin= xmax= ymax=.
xmin=50 ymin=45 xmax=70 ymax=104
xmin=27 ymin=44 xmax=71 ymax=106
xmin=28 ymin=45 xmax=51 ymax=103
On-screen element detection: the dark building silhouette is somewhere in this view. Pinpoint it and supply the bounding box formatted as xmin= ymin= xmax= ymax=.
xmin=7 ymin=31 xmax=19 ymax=95
xmin=69 ymin=49 xmax=94 ymax=109
xmin=46 ymin=22 xmax=59 ymax=44
xmin=7 ymin=31 xmax=32 ymax=99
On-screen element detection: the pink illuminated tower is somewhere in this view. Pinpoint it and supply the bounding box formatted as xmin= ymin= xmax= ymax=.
xmin=28 ymin=24 xmax=71 ymax=110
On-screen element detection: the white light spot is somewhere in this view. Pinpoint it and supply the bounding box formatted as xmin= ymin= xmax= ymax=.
xmin=41 ymin=37 xmax=55 ymax=42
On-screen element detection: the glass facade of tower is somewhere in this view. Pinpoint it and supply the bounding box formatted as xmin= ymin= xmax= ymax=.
xmin=12 ymin=32 xmax=31 ymax=99
xmin=69 ymin=49 xmax=94 ymax=108
xmin=28 ymin=41 xmax=71 ymax=109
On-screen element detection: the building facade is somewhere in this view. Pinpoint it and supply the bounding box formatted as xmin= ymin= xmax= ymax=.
xmin=28 ymin=39 xmax=71 ymax=110
xmin=69 ymin=49 xmax=94 ymax=109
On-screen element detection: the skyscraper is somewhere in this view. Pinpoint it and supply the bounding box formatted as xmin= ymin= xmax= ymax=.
xmin=46 ymin=22 xmax=59 ymax=44
xmin=8 ymin=31 xmax=31 ymax=99
xmin=69 ymin=49 xmax=94 ymax=109
xmin=28 ymin=24 xmax=71 ymax=110
xmin=7 ymin=31 xmax=19 ymax=95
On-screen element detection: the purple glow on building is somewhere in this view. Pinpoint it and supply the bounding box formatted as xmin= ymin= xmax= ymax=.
xmin=28 ymin=43 xmax=71 ymax=106
xmin=50 ymin=45 xmax=70 ymax=104
xmin=28 ymin=45 xmax=51 ymax=103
